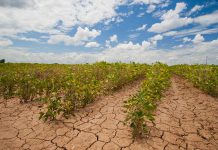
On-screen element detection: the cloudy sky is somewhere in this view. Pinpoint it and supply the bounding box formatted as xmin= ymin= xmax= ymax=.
xmin=0 ymin=0 xmax=218 ymax=64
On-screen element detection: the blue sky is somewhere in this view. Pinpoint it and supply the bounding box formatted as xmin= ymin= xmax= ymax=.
xmin=0 ymin=0 xmax=218 ymax=64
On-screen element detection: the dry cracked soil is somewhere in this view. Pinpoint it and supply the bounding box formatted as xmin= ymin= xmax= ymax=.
xmin=0 ymin=76 xmax=218 ymax=150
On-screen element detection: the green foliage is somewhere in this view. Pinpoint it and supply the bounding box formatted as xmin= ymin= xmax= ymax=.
xmin=39 ymin=93 xmax=62 ymax=121
xmin=124 ymin=62 xmax=171 ymax=138
xmin=0 ymin=72 xmax=16 ymax=100
xmin=0 ymin=62 xmax=147 ymax=120
xmin=171 ymin=64 xmax=218 ymax=97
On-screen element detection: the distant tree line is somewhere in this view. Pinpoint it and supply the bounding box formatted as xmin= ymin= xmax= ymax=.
xmin=0 ymin=59 xmax=5 ymax=63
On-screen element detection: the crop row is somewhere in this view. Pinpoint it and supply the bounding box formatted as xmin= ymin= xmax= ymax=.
xmin=124 ymin=62 xmax=171 ymax=138
xmin=171 ymin=64 xmax=218 ymax=97
xmin=0 ymin=62 xmax=147 ymax=120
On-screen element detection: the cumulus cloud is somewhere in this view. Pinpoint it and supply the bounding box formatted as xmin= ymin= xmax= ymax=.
xmin=136 ymin=24 xmax=147 ymax=31
xmin=192 ymin=34 xmax=204 ymax=44
xmin=148 ymin=2 xmax=193 ymax=33
xmin=105 ymin=34 xmax=118 ymax=47
xmin=110 ymin=34 xmax=118 ymax=43
xmin=193 ymin=11 xmax=218 ymax=26
xmin=148 ymin=2 xmax=218 ymax=34
xmin=1 ymin=39 xmax=218 ymax=65
xmin=0 ymin=0 xmax=217 ymax=65
xmin=85 ymin=42 xmax=100 ymax=48
xmin=0 ymin=38 xmax=13 ymax=47
xmin=48 ymin=27 xmax=101 ymax=46
xmin=0 ymin=0 xmax=125 ymax=36
xmin=149 ymin=34 xmax=163 ymax=45
xmin=107 ymin=40 xmax=151 ymax=52
xmin=146 ymin=5 xmax=156 ymax=13
xmin=150 ymin=34 xmax=163 ymax=41
xmin=114 ymin=42 xmax=140 ymax=50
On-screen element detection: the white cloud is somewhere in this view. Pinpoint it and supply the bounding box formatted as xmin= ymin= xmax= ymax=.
xmin=146 ymin=5 xmax=156 ymax=13
xmin=188 ymin=5 xmax=204 ymax=16
xmin=105 ymin=40 xmax=111 ymax=48
xmin=192 ymin=34 xmax=204 ymax=44
xmin=0 ymin=0 xmax=125 ymax=37
xmin=132 ymin=0 xmax=166 ymax=14
xmin=108 ymin=40 xmax=151 ymax=51
xmin=48 ymin=27 xmax=101 ymax=46
xmin=163 ymin=26 xmax=218 ymax=38
xmin=132 ymin=0 xmax=163 ymax=5
xmin=85 ymin=42 xmax=100 ymax=48
xmin=160 ymin=0 xmax=170 ymax=8
xmin=2 ymin=39 xmax=218 ymax=65
xmin=0 ymin=38 xmax=13 ymax=47
xmin=149 ymin=4 xmax=218 ymax=34
xmin=183 ymin=37 xmax=191 ymax=43
xmin=137 ymin=12 xmax=145 ymax=17
xmin=18 ymin=37 xmax=40 ymax=42
xmin=173 ymin=44 xmax=183 ymax=49
xmin=150 ymin=34 xmax=163 ymax=41
xmin=105 ymin=34 xmax=118 ymax=47
xmin=110 ymin=34 xmax=118 ymax=43
xmin=9 ymin=35 xmax=40 ymax=42
xmin=148 ymin=2 xmax=193 ymax=33
xmin=194 ymin=11 xmax=218 ymax=26
xmin=149 ymin=34 xmax=163 ymax=45
xmin=128 ymin=33 xmax=140 ymax=39
xmin=111 ymin=40 xmax=151 ymax=51
xmin=142 ymin=41 xmax=151 ymax=48
xmin=104 ymin=16 xmax=124 ymax=25
xmin=163 ymin=31 xmax=178 ymax=36
xmin=136 ymin=24 xmax=147 ymax=31
xmin=73 ymin=27 xmax=101 ymax=41
xmin=114 ymin=41 xmax=141 ymax=50
xmin=152 ymin=10 xmax=166 ymax=18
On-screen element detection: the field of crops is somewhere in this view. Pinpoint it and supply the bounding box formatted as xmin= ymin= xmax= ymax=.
xmin=0 ymin=62 xmax=218 ymax=141
xmin=171 ymin=64 xmax=218 ymax=97
xmin=0 ymin=62 xmax=147 ymax=120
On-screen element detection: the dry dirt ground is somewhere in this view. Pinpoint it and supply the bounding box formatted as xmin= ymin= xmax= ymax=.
xmin=0 ymin=77 xmax=218 ymax=150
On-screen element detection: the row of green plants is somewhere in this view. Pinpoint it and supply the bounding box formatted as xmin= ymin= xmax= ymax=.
xmin=0 ymin=62 xmax=147 ymax=120
xmin=124 ymin=62 xmax=171 ymax=138
xmin=171 ymin=64 xmax=218 ymax=97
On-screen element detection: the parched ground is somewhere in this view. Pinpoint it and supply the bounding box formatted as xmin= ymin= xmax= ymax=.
xmin=0 ymin=77 xmax=218 ymax=150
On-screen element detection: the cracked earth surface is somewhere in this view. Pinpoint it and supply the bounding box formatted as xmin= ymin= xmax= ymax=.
xmin=0 ymin=77 xmax=218 ymax=150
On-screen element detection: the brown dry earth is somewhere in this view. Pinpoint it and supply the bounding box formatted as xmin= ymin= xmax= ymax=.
xmin=0 ymin=77 xmax=218 ymax=150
